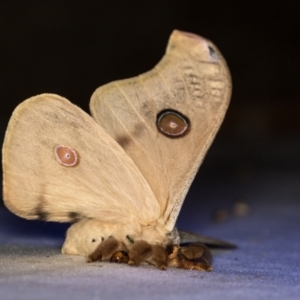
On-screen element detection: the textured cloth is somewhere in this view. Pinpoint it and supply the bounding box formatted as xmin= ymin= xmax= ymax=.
xmin=0 ymin=170 xmax=299 ymax=300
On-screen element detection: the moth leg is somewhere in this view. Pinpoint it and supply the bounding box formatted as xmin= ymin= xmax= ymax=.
xmin=168 ymin=243 xmax=213 ymax=271
xmin=128 ymin=240 xmax=152 ymax=266
xmin=166 ymin=244 xmax=180 ymax=260
xmin=179 ymin=243 xmax=212 ymax=264
xmin=176 ymin=253 xmax=213 ymax=271
xmin=87 ymin=237 xmax=121 ymax=262
xmin=146 ymin=245 xmax=168 ymax=270
xmin=110 ymin=242 xmax=129 ymax=264
xmin=110 ymin=250 xmax=129 ymax=264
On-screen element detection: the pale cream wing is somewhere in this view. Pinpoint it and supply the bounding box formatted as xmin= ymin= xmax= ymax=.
xmin=2 ymin=94 xmax=160 ymax=225
xmin=90 ymin=30 xmax=231 ymax=231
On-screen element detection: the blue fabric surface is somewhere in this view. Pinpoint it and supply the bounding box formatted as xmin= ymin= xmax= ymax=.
xmin=0 ymin=170 xmax=299 ymax=300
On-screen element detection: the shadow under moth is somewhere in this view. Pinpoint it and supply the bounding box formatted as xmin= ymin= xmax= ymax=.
xmin=2 ymin=30 xmax=232 ymax=271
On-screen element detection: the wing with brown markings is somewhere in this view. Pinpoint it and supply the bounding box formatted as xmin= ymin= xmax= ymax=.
xmin=90 ymin=30 xmax=231 ymax=231
xmin=2 ymin=94 xmax=160 ymax=225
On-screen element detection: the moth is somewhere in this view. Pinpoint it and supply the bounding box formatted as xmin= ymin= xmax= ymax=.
xmin=2 ymin=30 xmax=231 ymax=271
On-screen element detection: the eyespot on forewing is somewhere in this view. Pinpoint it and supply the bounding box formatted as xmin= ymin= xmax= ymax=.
xmin=157 ymin=110 xmax=190 ymax=138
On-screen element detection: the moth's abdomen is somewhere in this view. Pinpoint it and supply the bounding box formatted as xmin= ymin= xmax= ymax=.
xmin=61 ymin=218 xmax=178 ymax=256
xmin=62 ymin=218 xmax=211 ymax=271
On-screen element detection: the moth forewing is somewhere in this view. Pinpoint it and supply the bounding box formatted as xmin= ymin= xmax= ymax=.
xmin=90 ymin=30 xmax=231 ymax=232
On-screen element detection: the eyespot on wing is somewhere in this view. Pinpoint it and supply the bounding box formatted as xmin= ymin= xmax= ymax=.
xmin=55 ymin=145 xmax=79 ymax=167
xmin=157 ymin=110 xmax=190 ymax=138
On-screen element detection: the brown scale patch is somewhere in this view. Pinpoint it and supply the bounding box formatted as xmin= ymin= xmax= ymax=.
xmin=116 ymin=135 xmax=132 ymax=148
xmin=133 ymin=123 xmax=144 ymax=138
xmin=34 ymin=203 xmax=50 ymax=221
xmin=141 ymin=102 xmax=155 ymax=120
xmin=68 ymin=212 xmax=82 ymax=222
xmin=116 ymin=123 xmax=145 ymax=149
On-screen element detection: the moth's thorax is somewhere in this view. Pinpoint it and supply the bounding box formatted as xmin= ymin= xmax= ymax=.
xmin=62 ymin=218 xmax=179 ymax=256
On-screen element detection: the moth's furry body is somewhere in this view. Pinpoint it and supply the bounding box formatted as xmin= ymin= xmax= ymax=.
xmin=2 ymin=30 xmax=231 ymax=271
xmin=62 ymin=218 xmax=179 ymax=256
xmin=62 ymin=219 xmax=212 ymax=270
